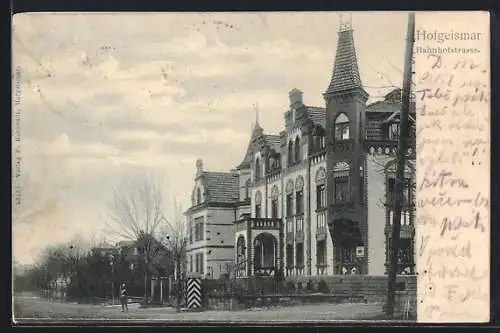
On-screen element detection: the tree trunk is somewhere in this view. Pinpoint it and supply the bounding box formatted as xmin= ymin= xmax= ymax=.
xmin=176 ymin=259 xmax=182 ymax=312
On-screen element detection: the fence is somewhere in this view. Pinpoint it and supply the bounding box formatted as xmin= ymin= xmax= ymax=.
xmin=201 ymin=275 xmax=416 ymax=317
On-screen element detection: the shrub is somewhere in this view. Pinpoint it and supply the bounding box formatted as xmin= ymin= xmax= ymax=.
xmin=317 ymin=279 xmax=330 ymax=294
xmin=284 ymin=281 xmax=296 ymax=293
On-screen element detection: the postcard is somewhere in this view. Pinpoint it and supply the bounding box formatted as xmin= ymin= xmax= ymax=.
xmin=12 ymin=11 xmax=490 ymax=324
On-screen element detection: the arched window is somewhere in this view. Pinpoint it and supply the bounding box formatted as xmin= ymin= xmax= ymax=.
xmin=334 ymin=113 xmax=350 ymax=141
xmin=287 ymin=140 xmax=294 ymax=166
xmin=294 ymin=136 xmax=301 ymax=162
xmin=255 ymin=157 xmax=261 ymax=181
xmin=295 ymin=176 xmax=304 ymax=215
xmin=315 ymin=167 xmax=327 ymax=210
xmin=389 ymin=121 xmax=400 ymax=140
xmin=196 ymin=187 xmax=202 ymax=205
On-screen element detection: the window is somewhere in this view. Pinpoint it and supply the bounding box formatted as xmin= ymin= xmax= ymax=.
xmin=333 ymin=162 xmax=350 ymax=203
xmin=334 ymin=176 xmax=349 ymax=202
xmin=387 ymin=177 xmax=410 ymax=207
xmin=195 ymin=253 xmax=204 ymax=274
xmin=286 ymin=193 xmax=293 ymax=217
xmin=271 ymin=199 xmax=278 ymax=218
xmin=189 ymin=222 xmax=193 ymax=244
xmin=334 ymin=113 xmax=350 ymax=141
xmin=255 ymin=191 xmax=262 ymax=218
xmin=286 ymin=218 xmax=293 ymax=233
xmin=317 ymin=240 xmax=326 ymax=265
xmin=294 ymin=137 xmax=301 ymax=162
xmin=316 ymin=184 xmax=326 ymax=209
xmin=313 ymin=134 xmax=325 ymax=151
xmin=295 ymin=190 xmax=304 ymax=215
xmin=189 ymin=255 xmax=193 ymax=272
xmin=341 ymin=245 xmax=356 ymax=263
xmin=255 ymin=157 xmax=261 ymax=181
xmin=268 ymin=154 xmax=280 ymax=171
xmin=317 ymin=211 xmax=326 ymax=229
xmin=194 ymin=217 xmax=204 ymax=241
xmin=287 ymin=141 xmax=294 ymax=166
xmin=359 ymin=166 xmax=364 ymax=203
xmin=388 ymin=238 xmax=413 ymax=274
xmin=286 ymin=245 xmax=294 ymax=267
xmin=316 ymin=167 xmax=327 ymax=209
xmin=389 ymin=122 xmax=400 ymax=140
xmin=296 ymin=243 xmax=304 ymax=267
xmin=389 ymin=210 xmax=411 ymax=226
xmin=296 ymin=216 xmax=303 ymax=232
xmin=255 ymin=203 xmax=262 ymax=218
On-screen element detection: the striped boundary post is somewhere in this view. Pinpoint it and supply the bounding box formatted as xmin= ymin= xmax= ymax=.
xmin=186 ymin=277 xmax=202 ymax=309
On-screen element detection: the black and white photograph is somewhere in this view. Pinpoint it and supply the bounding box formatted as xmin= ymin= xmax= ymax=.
xmin=12 ymin=11 xmax=435 ymax=323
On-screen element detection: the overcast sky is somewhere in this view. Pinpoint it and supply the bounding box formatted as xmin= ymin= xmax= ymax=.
xmin=12 ymin=12 xmax=408 ymax=264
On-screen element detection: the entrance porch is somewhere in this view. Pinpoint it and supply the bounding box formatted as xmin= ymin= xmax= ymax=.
xmin=234 ymin=216 xmax=283 ymax=278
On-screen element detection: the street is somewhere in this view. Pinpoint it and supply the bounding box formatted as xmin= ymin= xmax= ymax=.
xmin=13 ymin=294 xmax=391 ymax=323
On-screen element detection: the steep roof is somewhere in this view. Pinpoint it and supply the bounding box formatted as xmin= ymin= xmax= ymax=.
xmin=236 ymin=123 xmax=263 ymax=169
xmin=306 ymin=106 xmax=326 ymax=127
xmin=202 ymin=171 xmax=239 ymax=204
xmin=325 ymin=27 xmax=364 ymax=94
xmin=262 ymin=134 xmax=281 ymax=151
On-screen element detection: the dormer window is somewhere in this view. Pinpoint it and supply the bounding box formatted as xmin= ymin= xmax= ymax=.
xmin=389 ymin=121 xmax=400 ymax=140
xmin=255 ymin=157 xmax=261 ymax=181
xmin=294 ymin=137 xmax=301 ymax=162
xmin=334 ymin=113 xmax=350 ymax=141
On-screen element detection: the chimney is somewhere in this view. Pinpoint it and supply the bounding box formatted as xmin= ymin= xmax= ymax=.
xmin=289 ymin=88 xmax=304 ymax=107
xmin=196 ymin=159 xmax=203 ymax=175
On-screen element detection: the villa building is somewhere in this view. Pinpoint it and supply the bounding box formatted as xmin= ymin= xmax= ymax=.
xmin=185 ymin=22 xmax=416 ymax=279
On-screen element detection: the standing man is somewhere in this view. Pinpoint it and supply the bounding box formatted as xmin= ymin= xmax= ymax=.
xmin=120 ymin=283 xmax=128 ymax=312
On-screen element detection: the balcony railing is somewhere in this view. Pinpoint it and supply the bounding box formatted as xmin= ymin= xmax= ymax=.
xmin=235 ymin=216 xmax=282 ymax=231
xmin=251 ymin=218 xmax=281 ymax=230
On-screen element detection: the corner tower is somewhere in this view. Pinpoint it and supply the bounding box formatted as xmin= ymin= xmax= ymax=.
xmin=324 ymin=18 xmax=369 ymax=275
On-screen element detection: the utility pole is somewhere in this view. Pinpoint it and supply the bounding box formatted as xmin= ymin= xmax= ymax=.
xmin=386 ymin=11 xmax=415 ymax=319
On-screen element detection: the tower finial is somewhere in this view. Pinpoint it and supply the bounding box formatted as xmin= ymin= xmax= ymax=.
xmin=339 ymin=12 xmax=352 ymax=32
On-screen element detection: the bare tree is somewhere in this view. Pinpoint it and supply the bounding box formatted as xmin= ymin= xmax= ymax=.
xmin=158 ymin=197 xmax=188 ymax=312
xmin=105 ymin=174 xmax=166 ymax=304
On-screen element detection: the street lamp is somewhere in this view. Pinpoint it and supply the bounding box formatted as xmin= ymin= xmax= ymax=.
xmin=109 ymin=254 xmax=115 ymax=305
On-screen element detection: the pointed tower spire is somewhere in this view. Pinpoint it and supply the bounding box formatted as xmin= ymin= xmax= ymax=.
xmin=325 ymin=14 xmax=364 ymax=95
xmin=252 ymin=102 xmax=263 ymax=133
